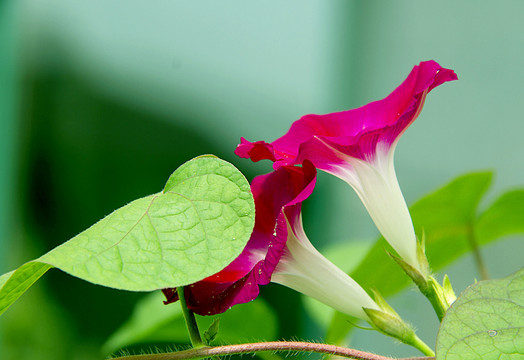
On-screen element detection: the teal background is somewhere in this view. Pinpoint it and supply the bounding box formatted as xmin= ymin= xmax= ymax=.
xmin=1 ymin=1 xmax=523 ymax=359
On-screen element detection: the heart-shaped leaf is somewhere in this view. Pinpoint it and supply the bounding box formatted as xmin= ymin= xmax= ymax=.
xmin=0 ymin=155 xmax=255 ymax=316
xmin=436 ymin=267 xmax=524 ymax=360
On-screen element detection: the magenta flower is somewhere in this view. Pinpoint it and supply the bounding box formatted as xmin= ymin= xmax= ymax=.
xmin=164 ymin=161 xmax=379 ymax=319
xmin=235 ymin=61 xmax=457 ymax=271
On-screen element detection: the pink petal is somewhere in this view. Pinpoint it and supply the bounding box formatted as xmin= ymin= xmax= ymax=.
xmin=235 ymin=60 xmax=457 ymax=169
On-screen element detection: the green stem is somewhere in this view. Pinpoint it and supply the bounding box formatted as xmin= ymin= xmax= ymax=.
xmin=405 ymin=335 xmax=435 ymax=357
xmin=109 ymin=341 xmax=435 ymax=360
xmin=466 ymin=224 xmax=489 ymax=280
xmin=178 ymin=287 xmax=204 ymax=348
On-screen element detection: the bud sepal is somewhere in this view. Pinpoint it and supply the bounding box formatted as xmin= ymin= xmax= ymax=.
xmin=388 ymin=237 xmax=457 ymax=322
xmin=363 ymin=292 xmax=435 ymax=357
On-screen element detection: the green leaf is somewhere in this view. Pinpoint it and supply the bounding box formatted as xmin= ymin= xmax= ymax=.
xmin=209 ymin=299 xmax=278 ymax=344
xmin=326 ymin=172 xmax=493 ymax=344
xmin=103 ymin=294 xmax=278 ymax=354
xmin=102 ymin=291 xmax=184 ymax=354
xmin=436 ymin=267 xmax=524 ymax=360
xmin=0 ymin=155 xmax=255 ymax=316
xmin=0 ymin=263 xmax=53 ymax=316
xmin=475 ymin=189 xmax=524 ymax=245
xmin=203 ymin=318 xmax=220 ymax=344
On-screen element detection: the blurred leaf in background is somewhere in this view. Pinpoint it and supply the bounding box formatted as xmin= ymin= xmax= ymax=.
xmin=325 ymin=172 xmax=524 ymax=347
xmin=103 ymin=292 xmax=278 ymax=356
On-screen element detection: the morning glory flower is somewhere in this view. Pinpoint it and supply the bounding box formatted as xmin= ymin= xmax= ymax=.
xmin=163 ymin=161 xmax=379 ymax=320
xmin=235 ymin=60 xmax=457 ymax=272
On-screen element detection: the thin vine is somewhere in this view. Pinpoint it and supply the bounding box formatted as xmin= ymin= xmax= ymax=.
xmin=110 ymin=341 xmax=435 ymax=360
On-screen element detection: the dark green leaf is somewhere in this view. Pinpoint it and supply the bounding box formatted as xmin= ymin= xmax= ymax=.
xmin=102 ymin=291 xmax=183 ymax=354
xmin=103 ymin=294 xmax=278 ymax=354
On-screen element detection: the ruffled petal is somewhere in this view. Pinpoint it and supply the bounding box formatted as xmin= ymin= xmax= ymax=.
xmin=236 ymin=60 xmax=457 ymax=169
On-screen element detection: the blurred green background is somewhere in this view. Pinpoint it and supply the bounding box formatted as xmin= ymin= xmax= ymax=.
xmin=1 ymin=1 xmax=523 ymax=359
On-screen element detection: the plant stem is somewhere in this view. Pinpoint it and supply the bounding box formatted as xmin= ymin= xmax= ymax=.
xmin=405 ymin=335 xmax=435 ymax=357
xmin=466 ymin=224 xmax=489 ymax=280
xmin=178 ymin=287 xmax=204 ymax=348
xmin=110 ymin=341 xmax=435 ymax=360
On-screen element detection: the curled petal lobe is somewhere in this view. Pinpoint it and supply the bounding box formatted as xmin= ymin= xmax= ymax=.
xmin=235 ymin=138 xmax=278 ymax=163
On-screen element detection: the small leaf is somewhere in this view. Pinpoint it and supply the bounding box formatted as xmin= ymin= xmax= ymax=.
xmin=436 ymin=267 xmax=524 ymax=360
xmin=204 ymin=318 xmax=220 ymax=344
xmin=0 ymin=156 xmax=255 ymax=316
